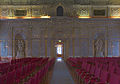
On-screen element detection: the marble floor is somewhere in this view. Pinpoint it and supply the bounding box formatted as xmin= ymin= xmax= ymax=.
xmin=50 ymin=60 xmax=75 ymax=84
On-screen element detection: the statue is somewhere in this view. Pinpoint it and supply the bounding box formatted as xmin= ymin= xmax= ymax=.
xmin=16 ymin=40 xmax=24 ymax=58
xmin=94 ymin=39 xmax=105 ymax=57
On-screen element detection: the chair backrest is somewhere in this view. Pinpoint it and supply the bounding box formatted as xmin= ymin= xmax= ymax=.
xmin=94 ymin=65 xmax=101 ymax=78
xmin=0 ymin=74 xmax=7 ymax=84
xmin=86 ymin=63 xmax=91 ymax=72
xmin=89 ymin=63 xmax=96 ymax=75
xmin=115 ymin=66 xmax=120 ymax=75
xmin=6 ymin=70 xmax=15 ymax=84
xmin=82 ymin=61 xmax=87 ymax=70
xmin=100 ymin=69 xmax=109 ymax=83
xmin=109 ymin=73 xmax=120 ymax=84
xmin=108 ymin=62 xmax=115 ymax=73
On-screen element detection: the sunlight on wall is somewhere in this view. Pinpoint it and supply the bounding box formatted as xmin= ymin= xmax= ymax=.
xmin=110 ymin=16 xmax=120 ymax=18
xmin=0 ymin=16 xmax=51 ymax=19
xmin=78 ymin=16 xmax=91 ymax=18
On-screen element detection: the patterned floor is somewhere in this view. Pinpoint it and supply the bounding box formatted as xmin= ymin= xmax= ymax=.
xmin=50 ymin=60 xmax=75 ymax=84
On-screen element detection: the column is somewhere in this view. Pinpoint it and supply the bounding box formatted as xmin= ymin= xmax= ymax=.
xmin=45 ymin=39 xmax=47 ymax=57
xmin=25 ymin=40 xmax=28 ymax=57
xmin=72 ymin=29 xmax=75 ymax=57
xmin=0 ymin=40 xmax=1 ymax=60
xmin=105 ymin=40 xmax=108 ymax=57
xmin=88 ymin=39 xmax=90 ymax=57
xmin=65 ymin=39 xmax=70 ymax=60
xmin=119 ymin=41 xmax=120 ymax=57
xmin=30 ymin=26 xmax=32 ymax=57
xmin=39 ymin=40 xmax=41 ymax=57
xmin=72 ymin=39 xmax=75 ymax=57
xmin=50 ymin=40 xmax=55 ymax=58
xmin=79 ymin=39 xmax=81 ymax=57
xmin=7 ymin=40 xmax=9 ymax=57
xmin=93 ymin=40 xmax=95 ymax=57
xmin=12 ymin=27 xmax=14 ymax=59
xmin=13 ymin=40 xmax=15 ymax=59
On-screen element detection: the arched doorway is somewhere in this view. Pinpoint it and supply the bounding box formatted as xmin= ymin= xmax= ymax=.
xmin=57 ymin=6 xmax=63 ymax=16
xmin=55 ymin=40 xmax=64 ymax=61
xmin=15 ymin=34 xmax=26 ymax=58
xmin=55 ymin=40 xmax=64 ymax=57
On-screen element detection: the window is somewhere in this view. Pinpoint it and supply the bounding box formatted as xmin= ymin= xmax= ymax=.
xmin=15 ymin=10 xmax=27 ymax=16
xmin=1 ymin=41 xmax=8 ymax=57
xmin=57 ymin=6 xmax=63 ymax=16
xmin=112 ymin=41 xmax=119 ymax=57
xmin=93 ymin=10 xmax=105 ymax=16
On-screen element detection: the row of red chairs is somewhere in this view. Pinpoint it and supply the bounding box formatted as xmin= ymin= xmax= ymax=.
xmin=0 ymin=57 xmax=49 ymax=84
xmin=24 ymin=58 xmax=55 ymax=84
xmin=0 ymin=57 xmax=35 ymax=68
xmin=11 ymin=57 xmax=43 ymax=64
xmin=0 ymin=57 xmax=44 ymax=75
xmin=67 ymin=57 xmax=120 ymax=84
xmin=0 ymin=62 xmax=10 ymax=68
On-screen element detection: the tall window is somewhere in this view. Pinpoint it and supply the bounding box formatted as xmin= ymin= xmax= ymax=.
xmin=112 ymin=41 xmax=119 ymax=57
xmin=1 ymin=40 xmax=8 ymax=57
xmin=57 ymin=6 xmax=63 ymax=16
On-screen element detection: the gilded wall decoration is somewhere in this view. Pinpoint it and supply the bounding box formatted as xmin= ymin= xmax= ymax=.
xmin=1 ymin=9 xmax=9 ymax=16
xmin=110 ymin=8 xmax=120 ymax=16
xmin=77 ymin=8 xmax=89 ymax=16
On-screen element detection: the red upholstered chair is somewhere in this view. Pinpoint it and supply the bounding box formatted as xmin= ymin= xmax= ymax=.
xmin=108 ymin=62 xmax=115 ymax=73
xmin=0 ymin=74 xmax=7 ymax=84
xmin=15 ymin=67 xmax=22 ymax=84
xmin=75 ymin=61 xmax=92 ymax=84
xmin=84 ymin=62 xmax=102 ymax=84
xmin=34 ymin=73 xmax=40 ymax=84
xmin=94 ymin=69 xmax=109 ymax=84
xmin=80 ymin=63 xmax=92 ymax=79
xmin=6 ymin=70 xmax=15 ymax=84
xmin=109 ymin=72 xmax=120 ymax=84
xmin=67 ymin=57 xmax=120 ymax=84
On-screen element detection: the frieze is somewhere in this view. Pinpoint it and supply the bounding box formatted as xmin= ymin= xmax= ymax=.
xmin=1 ymin=17 xmax=120 ymax=30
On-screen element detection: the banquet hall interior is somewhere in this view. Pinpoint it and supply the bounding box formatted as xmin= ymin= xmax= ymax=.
xmin=0 ymin=0 xmax=120 ymax=84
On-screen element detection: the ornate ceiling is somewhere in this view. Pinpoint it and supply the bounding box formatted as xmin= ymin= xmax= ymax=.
xmin=0 ymin=0 xmax=120 ymax=5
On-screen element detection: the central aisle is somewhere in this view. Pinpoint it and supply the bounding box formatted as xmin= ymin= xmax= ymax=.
xmin=50 ymin=60 xmax=75 ymax=84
